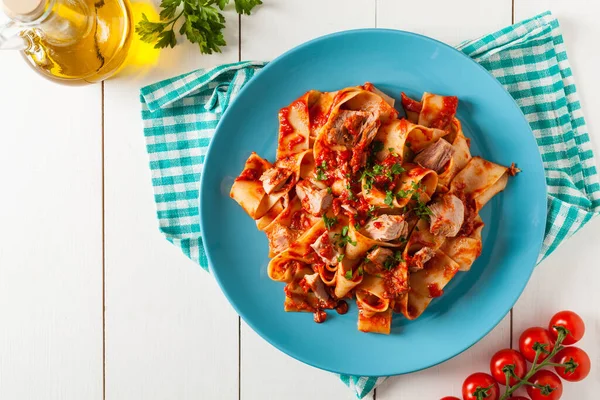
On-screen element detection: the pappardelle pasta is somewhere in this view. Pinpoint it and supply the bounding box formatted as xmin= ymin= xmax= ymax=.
xmin=230 ymin=84 xmax=517 ymax=334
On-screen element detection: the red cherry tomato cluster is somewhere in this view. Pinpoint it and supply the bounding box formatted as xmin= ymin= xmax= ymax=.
xmin=441 ymin=311 xmax=590 ymax=400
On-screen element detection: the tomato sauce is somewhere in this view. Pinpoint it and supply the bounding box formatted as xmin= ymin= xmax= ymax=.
xmin=313 ymin=309 xmax=327 ymax=323
xmin=427 ymin=96 xmax=458 ymax=131
xmin=235 ymin=168 xmax=261 ymax=181
xmin=401 ymin=92 xmax=423 ymax=113
xmin=335 ymin=300 xmax=349 ymax=315
xmin=278 ymin=107 xmax=294 ymax=136
xmin=427 ymin=283 xmax=444 ymax=298
xmin=291 ymin=98 xmax=308 ymax=114
xmin=362 ymin=82 xmax=375 ymax=92
xmin=309 ymin=105 xmax=328 ymax=131
xmin=287 ymin=135 xmax=304 ymax=150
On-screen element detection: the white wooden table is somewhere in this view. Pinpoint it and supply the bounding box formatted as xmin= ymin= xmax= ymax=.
xmin=1 ymin=1 xmax=599 ymax=399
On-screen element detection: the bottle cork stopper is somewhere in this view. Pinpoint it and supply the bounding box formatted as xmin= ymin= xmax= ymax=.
xmin=1 ymin=0 xmax=46 ymax=19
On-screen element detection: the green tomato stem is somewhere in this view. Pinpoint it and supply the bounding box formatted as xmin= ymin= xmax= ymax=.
xmin=499 ymin=329 xmax=568 ymax=400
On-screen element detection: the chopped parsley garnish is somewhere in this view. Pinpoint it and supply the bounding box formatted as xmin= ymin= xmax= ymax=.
xmin=383 ymin=256 xmax=396 ymax=270
xmin=390 ymin=163 xmax=405 ymax=175
xmin=315 ymin=161 xmax=328 ymax=181
xmin=361 ymin=159 xmax=405 ymax=194
xmin=322 ymin=214 xmax=338 ymax=230
xmin=326 ymin=187 xmax=332 ymax=194
xmin=414 ymin=198 xmax=433 ymax=220
xmin=345 ymin=270 xmax=353 ymax=280
xmin=337 ymin=254 xmax=345 ymax=262
xmin=384 ymin=190 xmax=394 ymax=206
xmin=357 ymin=265 xmax=364 ymax=276
xmin=335 ymin=225 xmax=357 ymax=247
xmin=396 ymin=189 xmax=410 ymax=199
xmin=388 ymin=147 xmax=394 ymax=152
xmin=367 ymin=205 xmax=377 ymax=218
xmin=354 ymin=221 xmax=362 ymax=230
xmin=345 ymin=183 xmax=356 ymax=200
xmin=394 ymin=250 xmax=404 ymax=262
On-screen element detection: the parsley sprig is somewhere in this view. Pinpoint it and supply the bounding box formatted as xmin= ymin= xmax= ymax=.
xmin=136 ymin=0 xmax=262 ymax=54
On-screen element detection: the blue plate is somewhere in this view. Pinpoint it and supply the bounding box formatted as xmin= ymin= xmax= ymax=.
xmin=200 ymin=29 xmax=547 ymax=376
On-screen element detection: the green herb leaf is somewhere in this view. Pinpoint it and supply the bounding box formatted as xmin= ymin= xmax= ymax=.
xmin=322 ymin=215 xmax=338 ymax=230
xmin=384 ymin=190 xmax=394 ymax=206
xmin=136 ymin=0 xmax=261 ymax=54
xmin=396 ymin=189 xmax=410 ymax=199
xmin=315 ymin=161 xmax=328 ymax=181
xmin=357 ymin=266 xmax=364 ymax=276
xmin=341 ymin=226 xmax=349 ymax=237
xmin=394 ymin=250 xmax=404 ymax=262
xmin=367 ymin=205 xmax=377 ymax=218
xmin=345 ymin=270 xmax=353 ymax=280
xmin=383 ymin=256 xmax=395 ymax=270
xmin=234 ymin=0 xmax=262 ymax=14
xmin=337 ymin=254 xmax=345 ymax=262
xmin=345 ymin=183 xmax=356 ymax=200
xmin=159 ymin=0 xmax=183 ymax=19
xmin=390 ymin=163 xmax=405 ymax=175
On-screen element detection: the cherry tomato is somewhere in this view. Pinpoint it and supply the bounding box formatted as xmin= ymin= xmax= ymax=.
xmin=553 ymin=346 xmax=591 ymax=382
xmin=440 ymin=397 xmax=460 ymax=400
xmin=526 ymin=370 xmax=563 ymax=400
xmin=489 ymin=349 xmax=527 ymax=386
xmin=548 ymin=310 xmax=585 ymax=345
xmin=462 ymin=373 xmax=499 ymax=400
xmin=519 ymin=327 xmax=555 ymax=363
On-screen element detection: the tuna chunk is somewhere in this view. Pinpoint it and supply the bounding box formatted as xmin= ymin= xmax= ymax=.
xmin=326 ymin=110 xmax=378 ymax=147
xmin=429 ymin=194 xmax=465 ymax=237
xmin=409 ymin=247 xmax=435 ymax=271
xmin=367 ymin=247 xmax=394 ymax=267
xmin=296 ymin=180 xmax=333 ymax=216
xmin=303 ymin=273 xmax=330 ymax=302
xmin=341 ymin=203 xmax=357 ymax=215
xmin=310 ymin=231 xmax=340 ymax=265
xmin=260 ymin=167 xmax=293 ymax=194
xmin=267 ymin=224 xmax=293 ymax=255
xmin=414 ymin=139 xmax=455 ymax=173
xmin=362 ymin=215 xmax=408 ymax=242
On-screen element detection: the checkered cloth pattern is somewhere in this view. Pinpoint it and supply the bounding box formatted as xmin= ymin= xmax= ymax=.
xmin=140 ymin=11 xmax=599 ymax=399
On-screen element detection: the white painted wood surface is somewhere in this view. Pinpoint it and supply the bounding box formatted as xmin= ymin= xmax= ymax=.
xmin=1 ymin=0 xmax=599 ymax=399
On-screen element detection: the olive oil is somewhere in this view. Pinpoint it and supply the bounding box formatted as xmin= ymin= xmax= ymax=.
xmin=20 ymin=0 xmax=132 ymax=83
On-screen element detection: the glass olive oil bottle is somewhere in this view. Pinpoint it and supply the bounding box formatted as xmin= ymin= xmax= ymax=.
xmin=0 ymin=0 xmax=133 ymax=83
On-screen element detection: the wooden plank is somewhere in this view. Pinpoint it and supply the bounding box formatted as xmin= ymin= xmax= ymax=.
xmin=0 ymin=53 xmax=103 ymax=399
xmin=103 ymin=4 xmax=240 ymax=399
xmin=240 ymin=1 xmax=376 ymax=399
xmin=512 ymin=2 xmax=600 ymax=398
xmin=377 ymin=0 xmax=511 ymax=46
xmin=375 ymin=1 xmax=512 ymax=398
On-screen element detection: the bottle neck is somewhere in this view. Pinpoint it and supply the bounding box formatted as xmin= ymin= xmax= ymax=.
xmin=27 ymin=0 xmax=91 ymax=46
xmin=6 ymin=0 xmax=54 ymax=25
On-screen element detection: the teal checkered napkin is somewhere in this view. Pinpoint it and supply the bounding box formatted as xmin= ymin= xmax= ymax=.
xmin=140 ymin=11 xmax=599 ymax=399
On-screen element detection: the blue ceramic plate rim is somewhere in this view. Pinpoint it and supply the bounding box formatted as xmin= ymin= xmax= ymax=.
xmin=200 ymin=28 xmax=547 ymax=377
